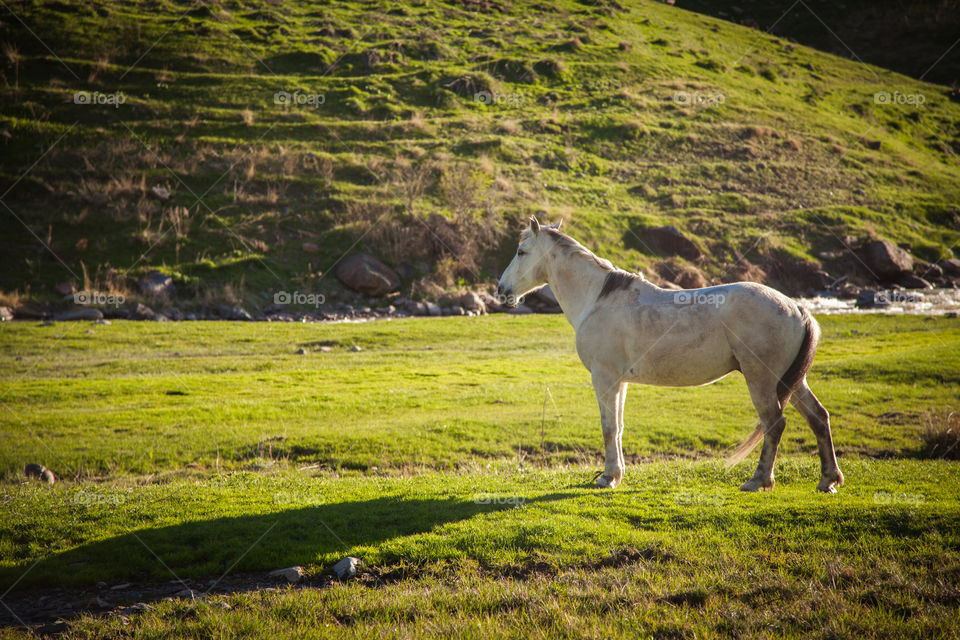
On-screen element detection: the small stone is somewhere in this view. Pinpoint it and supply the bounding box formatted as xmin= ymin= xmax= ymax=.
xmin=176 ymin=588 xmax=194 ymax=598
xmin=0 ymin=306 xmax=13 ymax=322
xmin=269 ymin=566 xmax=304 ymax=584
xmin=425 ymin=302 xmax=442 ymax=316
xmin=296 ymin=348 xmax=307 ymax=355
xmin=349 ymin=345 xmax=362 ymax=352
xmin=150 ymin=185 xmax=171 ymax=201
xmin=110 ymin=583 xmax=132 ymax=590
xmin=333 ymin=557 xmax=360 ymax=579
xmin=96 ymin=581 xmax=108 ymax=589
xmin=319 ymin=346 xmax=332 ymax=352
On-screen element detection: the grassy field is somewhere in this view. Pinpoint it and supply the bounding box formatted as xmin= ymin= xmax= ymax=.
xmin=1 ymin=0 xmax=959 ymax=305
xmin=1 ymin=314 xmax=959 ymax=638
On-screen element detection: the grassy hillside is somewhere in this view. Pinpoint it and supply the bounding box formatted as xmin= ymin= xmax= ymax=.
xmin=1 ymin=0 xmax=959 ymax=308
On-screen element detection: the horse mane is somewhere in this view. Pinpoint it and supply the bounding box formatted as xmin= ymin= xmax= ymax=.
xmin=522 ymin=226 xmax=645 ymax=297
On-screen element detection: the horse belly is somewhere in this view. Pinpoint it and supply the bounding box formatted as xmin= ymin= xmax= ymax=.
xmin=624 ymin=334 xmax=738 ymax=387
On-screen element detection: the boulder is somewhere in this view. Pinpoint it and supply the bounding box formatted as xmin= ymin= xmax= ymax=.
xmin=479 ymin=292 xmax=504 ymax=313
xmin=129 ymin=303 xmax=156 ymax=320
xmin=459 ymin=291 xmax=485 ymax=313
xmin=333 ymin=557 xmax=360 ymax=579
xmin=139 ymin=271 xmax=175 ymax=299
xmin=425 ymin=301 xmax=442 ymax=316
xmin=938 ymin=258 xmax=960 ymax=277
xmin=641 ymin=225 xmax=702 ymax=261
xmin=897 ymin=274 xmax=933 ymax=290
xmin=24 ymin=463 xmax=55 ymax=485
xmin=217 ymin=305 xmax=254 ymax=321
xmin=855 ymin=289 xmax=890 ymax=309
xmin=860 ymin=239 xmax=912 ymax=280
xmin=506 ymin=303 xmax=533 ymax=315
xmin=55 ymin=308 xmax=104 ymax=321
xmin=335 ymin=254 xmax=400 ymax=297
xmin=526 ymin=285 xmax=562 ymax=313
xmin=269 ymin=566 xmax=304 ymax=584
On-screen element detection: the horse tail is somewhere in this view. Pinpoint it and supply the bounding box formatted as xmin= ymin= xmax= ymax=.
xmin=725 ymin=305 xmax=819 ymax=468
xmin=776 ymin=305 xmax=820 ymax=407
xmin=725 ymin=423 xmax=764 ymax=468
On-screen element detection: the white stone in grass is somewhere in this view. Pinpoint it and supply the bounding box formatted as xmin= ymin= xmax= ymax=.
xmin=269 ymin=566 xmax=304 ymax=584
xmin=349 ymin=345 xmax=362 ymax=352
xmin=333 ymin=557 xmax=360 ymax=579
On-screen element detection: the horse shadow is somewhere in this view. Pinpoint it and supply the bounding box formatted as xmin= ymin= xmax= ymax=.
xmin=1 ymin=491 xmax=578 ymax=599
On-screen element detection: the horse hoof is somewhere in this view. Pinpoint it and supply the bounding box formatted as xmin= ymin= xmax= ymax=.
xmin=817 ymin=481 xmax=839 ymax=494
xmin=740 ymin=478 xmax=773 ymax=492
xmin=595 ymin=475 xmax=619 ymax=489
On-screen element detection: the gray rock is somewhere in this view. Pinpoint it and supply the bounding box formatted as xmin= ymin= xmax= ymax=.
xmin=897 ymin=274 xmax=932 ymax=289
xmin=333 ymin=556 xmax=360 ymax=579
xmin=335 ymin=254 xmax=401 ymax=297
xmin=55 ymin=308 xmax=104 ymax=321
xmin=154 ymin=313 xmax=170 ymax=322
xmin=641 ymin=225 xmax=702 ymax=261
xmin=479 ymin=292 xmax=504 ymax=313
xmin=217 ymin=305 xmax=254 ymax=321
xmin=855 ymin=290 xmax=890 ymax=309
xmin=860 ymin=239 xmax=913 ymax=280
xmin=939 ymin=258 xmax=960 ymax=277
xmin=95 ymin=318 xmax=111 ymax=325
xmin=349 ymin=345 xmax=362 ymax=352
xmin=296 ymin=348 xmax=307 ymax=355
xmin=130 ymin=303 xmax=156 ymax=320
xmin=24 ymin=463 xmax=55 ymax=485
xmin=139 ymin=271 xmax=175 ymax=298
xmin=459 ymin=291 xmax=485 ymax=313
xmin=426 ymin=302 xmax=442 ymax=316
xmin=269 ymin=566 xmax=304 ymax=584
xmin=0 ymin=306 xmax=13 ymax=322
xmin=149 ymin=185 xmax=171 ymax=201
xmin=507 ymin=304 xmax=534 ymax=315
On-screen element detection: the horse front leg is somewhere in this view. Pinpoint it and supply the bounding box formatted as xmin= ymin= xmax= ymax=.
xmin=592 ymin=370 xmax=625 ymax=489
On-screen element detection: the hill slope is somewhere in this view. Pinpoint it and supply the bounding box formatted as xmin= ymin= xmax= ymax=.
xmin=1 ymin=0 xmax=959 ymax=309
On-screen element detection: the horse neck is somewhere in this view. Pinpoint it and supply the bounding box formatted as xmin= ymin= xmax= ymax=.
xmin=545 ymin=248 xmax=610 ymax=329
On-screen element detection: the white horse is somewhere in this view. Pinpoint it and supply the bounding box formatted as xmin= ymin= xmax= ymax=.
xmin=497 ymin=218 xmax=844 ymax=493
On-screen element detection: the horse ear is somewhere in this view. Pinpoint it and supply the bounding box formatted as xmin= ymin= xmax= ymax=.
xmin=554 ymin=219 xmax=563 ymax=231
xmin=529 ymin=217 xmax=541 ymax=235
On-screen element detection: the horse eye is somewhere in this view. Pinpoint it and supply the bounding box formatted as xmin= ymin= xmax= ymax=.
xmin=517 ymin=250 xmax=526 ymax=257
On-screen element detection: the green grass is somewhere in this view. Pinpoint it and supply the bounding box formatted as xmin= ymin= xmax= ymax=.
xmin=1 ymin=0 xmax=958 ymax=305
xmin=1 ymin=314 xmax=959 ymax=637
xmin=1 ymin=315 xmax=958 ymax=479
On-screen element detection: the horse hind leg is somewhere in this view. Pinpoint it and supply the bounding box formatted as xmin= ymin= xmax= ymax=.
xmin=740 ymin=374 xmax=786 ymax=492
xmin=790 ymin=380 xmax=844 ymax=493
